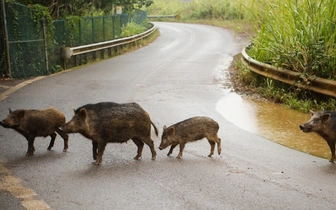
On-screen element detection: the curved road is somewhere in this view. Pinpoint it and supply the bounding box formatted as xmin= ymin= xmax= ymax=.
xmin=0 ymin=22 xmax=335 ymax=209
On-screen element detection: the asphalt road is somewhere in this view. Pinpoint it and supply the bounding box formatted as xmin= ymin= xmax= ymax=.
xmin=0 ymin=22 xmax=336 ymax=210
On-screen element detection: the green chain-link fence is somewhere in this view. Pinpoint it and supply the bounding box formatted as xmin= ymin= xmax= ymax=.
xmin=1 ymin=2 xmax=147 ymax=79
xmin=2 ymin=3 xmax=47 ymax=78
xmin=0 ymin=1 xmax=6 ymax=78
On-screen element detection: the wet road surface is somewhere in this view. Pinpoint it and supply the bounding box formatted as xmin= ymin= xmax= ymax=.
xmin=0 ymin=22 xmax=336 ymax=210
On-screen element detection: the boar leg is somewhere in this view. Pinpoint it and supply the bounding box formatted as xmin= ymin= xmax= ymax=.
xmin=25 ymin=136 xmax=36 ymax=156
xmin=217 ymin=138 xmax=222 ymax=155
xmin=47 ymin=132 xmax=57 ymax=150
xmin=140 ymin=137 xmax=157 ymax=160
xmin=177 ymin=143 xmax=186 ymax=159
xmin=132 ymin=138 xmax=144 ymax=160
xmin=56 ymin=128 xmax=69 ymax=152
xmin=94 ymin=142 xmax=107 ymax=165
xmin=207 ymin=140 xmax=216 ymax=157
xmin=326 ymin=141 xmax=335 ymax=163
xmin=167 ymin=144 xmax=178 ymax=156
xmin=92 ymin=141 xmax=98 ymax=160
xmin=206 ymin=134 xmax=222 ymax=156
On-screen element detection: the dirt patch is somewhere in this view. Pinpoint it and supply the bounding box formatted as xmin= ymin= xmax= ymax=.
xmin=227 ymin=54 xmax=266 ymax=101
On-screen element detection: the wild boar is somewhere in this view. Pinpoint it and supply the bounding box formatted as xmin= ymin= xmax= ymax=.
xmin=62 ymin=102 xmax=158 ymax=165
xmin=159 ymin=116 xmax=221 ymax=158
xmin=300 ymin=110 xmax=336 ymax=162
xmin=0 ymin=108 xmax=69 ymax=156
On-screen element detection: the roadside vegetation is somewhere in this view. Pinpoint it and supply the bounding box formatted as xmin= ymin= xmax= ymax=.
xmin=147 ymin=0 xmax=336 ymax=112
xmin=8 ymin=0 xmax=155 ymax=38
xmin=2 ymin=0 xmax=156 ymax=78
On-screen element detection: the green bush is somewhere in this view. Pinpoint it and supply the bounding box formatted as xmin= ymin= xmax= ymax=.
xmin=147 ymin=0 xmax=249 ymax=21
xmin=120 ymin=22 xmax=148 ymax=37
xmin=247 ymin=0 xmax=336 ymax=80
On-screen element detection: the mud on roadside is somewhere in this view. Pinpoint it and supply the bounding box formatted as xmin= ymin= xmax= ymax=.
xmin=227 ymin=54 xmax=267 ymax=101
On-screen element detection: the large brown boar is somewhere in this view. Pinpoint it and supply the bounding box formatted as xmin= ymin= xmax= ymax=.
xmin=300 ymin=110 xmax=336 ymax=162
xmin=0 ymin=108 xmax=69 ymax=156
xmin=159 ymin=116 xmax=221 ymax=158
xmin=62 ymin=102 xmax=158 ymax=165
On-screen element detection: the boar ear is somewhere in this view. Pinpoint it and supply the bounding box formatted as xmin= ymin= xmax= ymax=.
xmin=309 ymin=110 xmax=315 ymax=116
xmin=78 ymin=108 xmax=87 ymax=119
xmin=16 ymin=110 xmax=25 ymax=119
xmin=167 ymin=127 xmax=175 ymax=136
xmin=320 ymin=113 xmax=331 ymax=122
xmin=163 ymin=125 xmax=167 ymax=130
xmin=73 ymin=108 xmax=76 ymax=114
xmin=9 ymin=108 xmax=12 ymax=113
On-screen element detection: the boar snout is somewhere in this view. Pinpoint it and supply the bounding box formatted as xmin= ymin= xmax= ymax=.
xmin=158 ymin=143 xmax=169 ymax=150
xmin=299 ymin=124 xmax=311 ymax=132
xmin=0 ymin=120 xmax=10 ymax=128
xmin=61 ymin=123 xmax=72 ymax=133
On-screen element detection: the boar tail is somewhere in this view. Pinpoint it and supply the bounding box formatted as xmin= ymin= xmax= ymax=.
xmin=151 ymin=121 xmax=159 ymax=136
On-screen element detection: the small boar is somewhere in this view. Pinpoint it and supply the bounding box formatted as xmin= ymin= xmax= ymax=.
xmin=300 ymin=110 xmax=336 ymax=162
xmin=159 ymin=116 xmax=221 ymax=158
xmin=62 ymin=102 xmax=158 ymax=165
xmin=0 ymin=108 xmax=69 ymax=156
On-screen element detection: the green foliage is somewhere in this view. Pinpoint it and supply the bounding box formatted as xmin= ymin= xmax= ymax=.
xmin=247 ymin=0 xmax=336 ymax=80
xmin=147 ymin=0 xmax=253 ymax=21
xmin=240 ymin=73 xmax=336 ymax=113
xmin=12 ymin=0 xmax=154 ymax=19
xmin=64 ymin=16 xmax=82 ymax=46
xmin=237 ymin=62 xmax=257 ymax=86
xmin=120 ymin=21 xmax=147 ymax=37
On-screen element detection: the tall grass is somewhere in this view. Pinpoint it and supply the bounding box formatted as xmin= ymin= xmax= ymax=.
xmin=120 ymin=21 xmax=149 ymax=37
xmin=248 ymin=0 xmax=336 ymax=80
xmin=147 ymin=0 xmax=254 ymax=21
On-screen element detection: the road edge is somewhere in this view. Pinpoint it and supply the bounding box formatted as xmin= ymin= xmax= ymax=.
xmin=0 ymin=76 xmax=52 ymax=210
xmin=0 ymin=76 xmax=46 ymax=102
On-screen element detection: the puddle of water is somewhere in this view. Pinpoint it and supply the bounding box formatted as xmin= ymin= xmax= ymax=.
xmin=216 ymin=92 xmax=330 ymax=160
xmin=214 ymin=54 xmax=330 ymax=160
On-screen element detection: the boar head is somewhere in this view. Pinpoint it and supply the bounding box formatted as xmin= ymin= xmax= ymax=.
xmin=62 ymin=108 xmax=88 ymax=133
xmin=159 ymin=125 xmax=176 ymax=150
xmin=299 ymin=110 xmax=331 ymax=133
xmin=0 ymin=109 xmax=25 ymax=128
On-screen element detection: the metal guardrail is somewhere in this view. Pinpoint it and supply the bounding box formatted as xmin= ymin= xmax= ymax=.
xmin=241 ymin=46 xmax=336 ymax=98
xmin=60 ymin=23 xmax=157 ymax=60
xmin=148 ymin=15 xmax=180 ymax=19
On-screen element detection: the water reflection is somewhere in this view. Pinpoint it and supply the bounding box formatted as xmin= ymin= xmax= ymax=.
xmin=216 ymin=92 xmax=330 ymax=160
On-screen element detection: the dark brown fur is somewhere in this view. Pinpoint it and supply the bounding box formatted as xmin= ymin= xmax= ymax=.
xmin=159 ymin=116 xmax=221 ymax=158
xmin=300 ymin=110 xmax=336 ymax=162
xmin=62 ymin=102 xmax=157 ymax=165
xmin=0 ymin=108 xmax=69 ymax=156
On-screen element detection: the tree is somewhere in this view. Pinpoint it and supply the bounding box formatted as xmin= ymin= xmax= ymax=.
xmin=10 ymin=0 xmax=154 ymax=19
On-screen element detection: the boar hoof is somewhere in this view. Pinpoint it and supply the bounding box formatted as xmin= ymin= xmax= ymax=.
xmin=133 ymin=155 xmax=142 ymax=160
xmin=176 ymin=156 xmax=181 ymax=159
xmin=151 ymin=156 xmax=156 ymax=160
xmin=25 ymin=152 xmax=33 ymax=156
xmin=93 ymin=160 xmax=101 ymax=165
xmin=329 ymin=159 xmax=334 ymax=163
xmin=208 ymin=154 xmax=213 ymax=158
xmin=63 ymin=148 xmax=67 ymax=152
